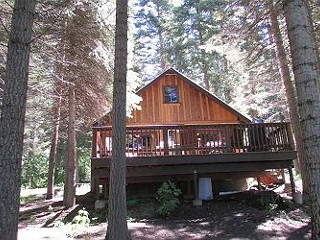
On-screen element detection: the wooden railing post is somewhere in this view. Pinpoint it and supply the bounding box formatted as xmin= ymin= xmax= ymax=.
xmin=286 ymin=123 xmax=295 ymax=151
xmin=92 ymin=122 xmax=294 ymax=158
xmin=92 ymin=128 xmax=97 ymax=158
xmin=225 ymin=124 xmax=232 ymax=153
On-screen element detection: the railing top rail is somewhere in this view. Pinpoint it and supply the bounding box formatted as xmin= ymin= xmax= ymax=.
xmin=92 ymin=122 xmax=291 ymax=130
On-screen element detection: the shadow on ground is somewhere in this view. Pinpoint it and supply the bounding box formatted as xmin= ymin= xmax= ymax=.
xmin=18 ymin=190 xmax=311 ymax=240
xmin=87 ymin=192 xmax=311 ymax=240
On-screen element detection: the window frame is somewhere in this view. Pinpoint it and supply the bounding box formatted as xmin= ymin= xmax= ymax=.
xmin=163 ymin=85 xmax=179 ymax=104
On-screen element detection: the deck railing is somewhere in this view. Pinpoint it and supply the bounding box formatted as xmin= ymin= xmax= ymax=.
xmin=92 ymin=122 xmax=294 ymax=158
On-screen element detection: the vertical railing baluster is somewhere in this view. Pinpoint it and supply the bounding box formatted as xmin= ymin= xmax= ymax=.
xmin=286 ymin=123 xmax=295 ymax=151
xmin=244 ymin=125 xmax=249 ymax=152
xmin=97 ymin=122 xmax=295 ymax=160
xmin=163 ymin=127 xmax=169 ymax=155
xmin=280 ymin=123 xmax=286 ymax=150
xmin=269 ymin=124 xmax=275 ymax=151
xmin=92 ymin=128 xmax=97 ymax=158
xmin=265 ymin=124 xmax=270 ymax=151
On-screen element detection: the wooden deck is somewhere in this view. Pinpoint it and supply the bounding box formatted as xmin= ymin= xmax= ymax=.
xmin=91 ymin=123 xmax=296 ymax=185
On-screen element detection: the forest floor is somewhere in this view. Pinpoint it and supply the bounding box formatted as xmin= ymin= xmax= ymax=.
xmin=18 ymin=184 xmax=311 ymax=240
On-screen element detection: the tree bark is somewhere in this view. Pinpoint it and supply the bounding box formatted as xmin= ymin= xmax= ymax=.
xmin=283 ymin=0 xmax=320 ymax=238
xmin=63 ymin=84 xmax=77 ymax=207
xmin=0 ymin=0 xmax=37 ymax=238
xmin=46 ymin=89 xmax=62 ymax=199
xmin=105 ymin=0 xmax=130 ymax=239
xmin=268 ymin=0 xmax=308 ymax=197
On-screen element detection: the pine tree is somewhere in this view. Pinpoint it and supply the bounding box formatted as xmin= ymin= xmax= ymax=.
xmin=224 ymin=0 xmax=288 ymax=120
xmin=106 ymin=0 xmax=130 ymax=238
xmin=283 ymin=0 xmax=320 ymax=237
xmin=133 ymin=0 xmax=172 ymax=79
xmin=61 ymin=0 xmax=113 ymax=207
xmin=169 ymin=0 xmax=227 ymax=93
xmin=0 ymin=0 xmax=37 ymax=238
xmin=268 ymin=0 xmax=307 ymax=198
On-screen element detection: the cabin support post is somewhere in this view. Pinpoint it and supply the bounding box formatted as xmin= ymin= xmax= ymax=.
xmin=288 ymin=167 xmax=296 ymax=196
xmin=95 ymin=179 xmax=100 ymax=200
xmin=193 ymin=170 xmax=198 ymax=199
xmin=193 ymin=170 xmax=202 ymax=206
xmin=281 ymin=169 xmax=286 ymax=184
xmin=103 ymin=184 xmax=109 ymax=200
xmin=213 ymin=179 xmax=219 ymax=196
xmin=187 ymin=180 xmax=192 ymax=195
xmin=257 ymin=176 xmax=262 ymax=190
xmin=90 ymin=171 xmax=95 ymax=192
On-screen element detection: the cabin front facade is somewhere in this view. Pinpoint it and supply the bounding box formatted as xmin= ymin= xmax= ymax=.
xmin=91 ymin=68 xmax=296 ymax=196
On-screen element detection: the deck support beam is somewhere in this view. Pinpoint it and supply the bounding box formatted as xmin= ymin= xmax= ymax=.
xmin=193 ymin=170 xmax=198 ymax=199
xmin=288 ymin=167 xmax=296 ymax=196
xmin=193 ymin=170 xmax=202 ymax=206
xmin=257 ymin=176 xmax=262 ymax=190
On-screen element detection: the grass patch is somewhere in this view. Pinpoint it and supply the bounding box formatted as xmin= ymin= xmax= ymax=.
xmin=20 ymin=194 xmax=45 ymax=205
xmin=20 ymin=194 xmax=39 ymax=205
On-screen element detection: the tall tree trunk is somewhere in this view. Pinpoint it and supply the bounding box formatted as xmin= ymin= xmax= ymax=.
xmin=46 ymin=89 xmax=62 ymax=199
xmin=268 ymin=0 xmax=308 ymax=197
xmin=0 ymin=0 xmax=37 ymax=238
xmin=283 ymin=0 xmax=320 ymax=237
xmin=106 ymin=0 xmax=130 ymax=239
xmin=63 ymin=85 xmax=76 ymax=207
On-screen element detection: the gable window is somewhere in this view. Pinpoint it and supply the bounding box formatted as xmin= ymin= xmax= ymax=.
xmin=164 ymin=86 xmax=178 ymax=103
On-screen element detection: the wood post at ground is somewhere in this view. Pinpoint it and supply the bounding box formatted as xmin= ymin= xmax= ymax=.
xmin=192 ymin=170 xmax=202 ymax=206
xmin=280 ymin=169 xmax=285 ymax=184
xmin=104 ymin=184 xmax=109 ymax=200
xmin=257 ymin=176 xmax=262 ymax=190
xmin=213 ymin=180 xmax=219 ymax=196
xmin=193 ymin=170 xmax=198 ymax=199
xmin=95 ymin=179 xmax=100 ymax=200
xmin=90 ymin=170 xmax=96 ymax=192
xmin=187 ymin=180 xmax=192 ymax=195
xmin=288 ymin=167 xmax=296 ymax=195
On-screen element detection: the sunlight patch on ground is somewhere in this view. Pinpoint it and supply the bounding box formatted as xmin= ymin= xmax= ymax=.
xmin=256 ymin=211 xmax=310 ymax=239
xmin=19 ymin=226 xmax=69 ymax=240
xmin=128 ymin=222 xmax=215 ymax=240
xmin=20 ymin=183 xmax=91 ymax=199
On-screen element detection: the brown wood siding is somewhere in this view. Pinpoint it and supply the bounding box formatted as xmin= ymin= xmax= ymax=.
xmin=125 ymin=74 xmax=239 ymax=125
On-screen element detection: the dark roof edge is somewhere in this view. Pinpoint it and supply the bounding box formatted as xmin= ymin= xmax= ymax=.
xmin=137 ymin=67 xmax=251 ymax=123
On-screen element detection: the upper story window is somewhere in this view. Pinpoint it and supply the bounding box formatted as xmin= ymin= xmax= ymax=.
xmin=164 ymin=86 xmax=178 ymax=103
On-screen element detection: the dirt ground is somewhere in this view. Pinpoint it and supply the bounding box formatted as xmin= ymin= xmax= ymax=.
xmin=18 ymin=187 xmax=311 ymax=240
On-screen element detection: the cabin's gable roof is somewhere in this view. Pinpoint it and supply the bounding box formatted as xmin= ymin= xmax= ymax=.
xmin=137 ymin=68 xmax=251 ymax=123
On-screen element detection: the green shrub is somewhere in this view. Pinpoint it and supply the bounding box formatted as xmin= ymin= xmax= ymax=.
xmin=156 ymin=181 xmax=182 ymax=217
xmin=71 ymin=208 xmax=90 ymax=235
xmin=72 ymin=208 xmax=90 ymax=226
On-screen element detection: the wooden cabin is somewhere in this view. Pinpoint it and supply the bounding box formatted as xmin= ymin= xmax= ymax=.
xmin=91 ymin=68 xmax=296 ymax=197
